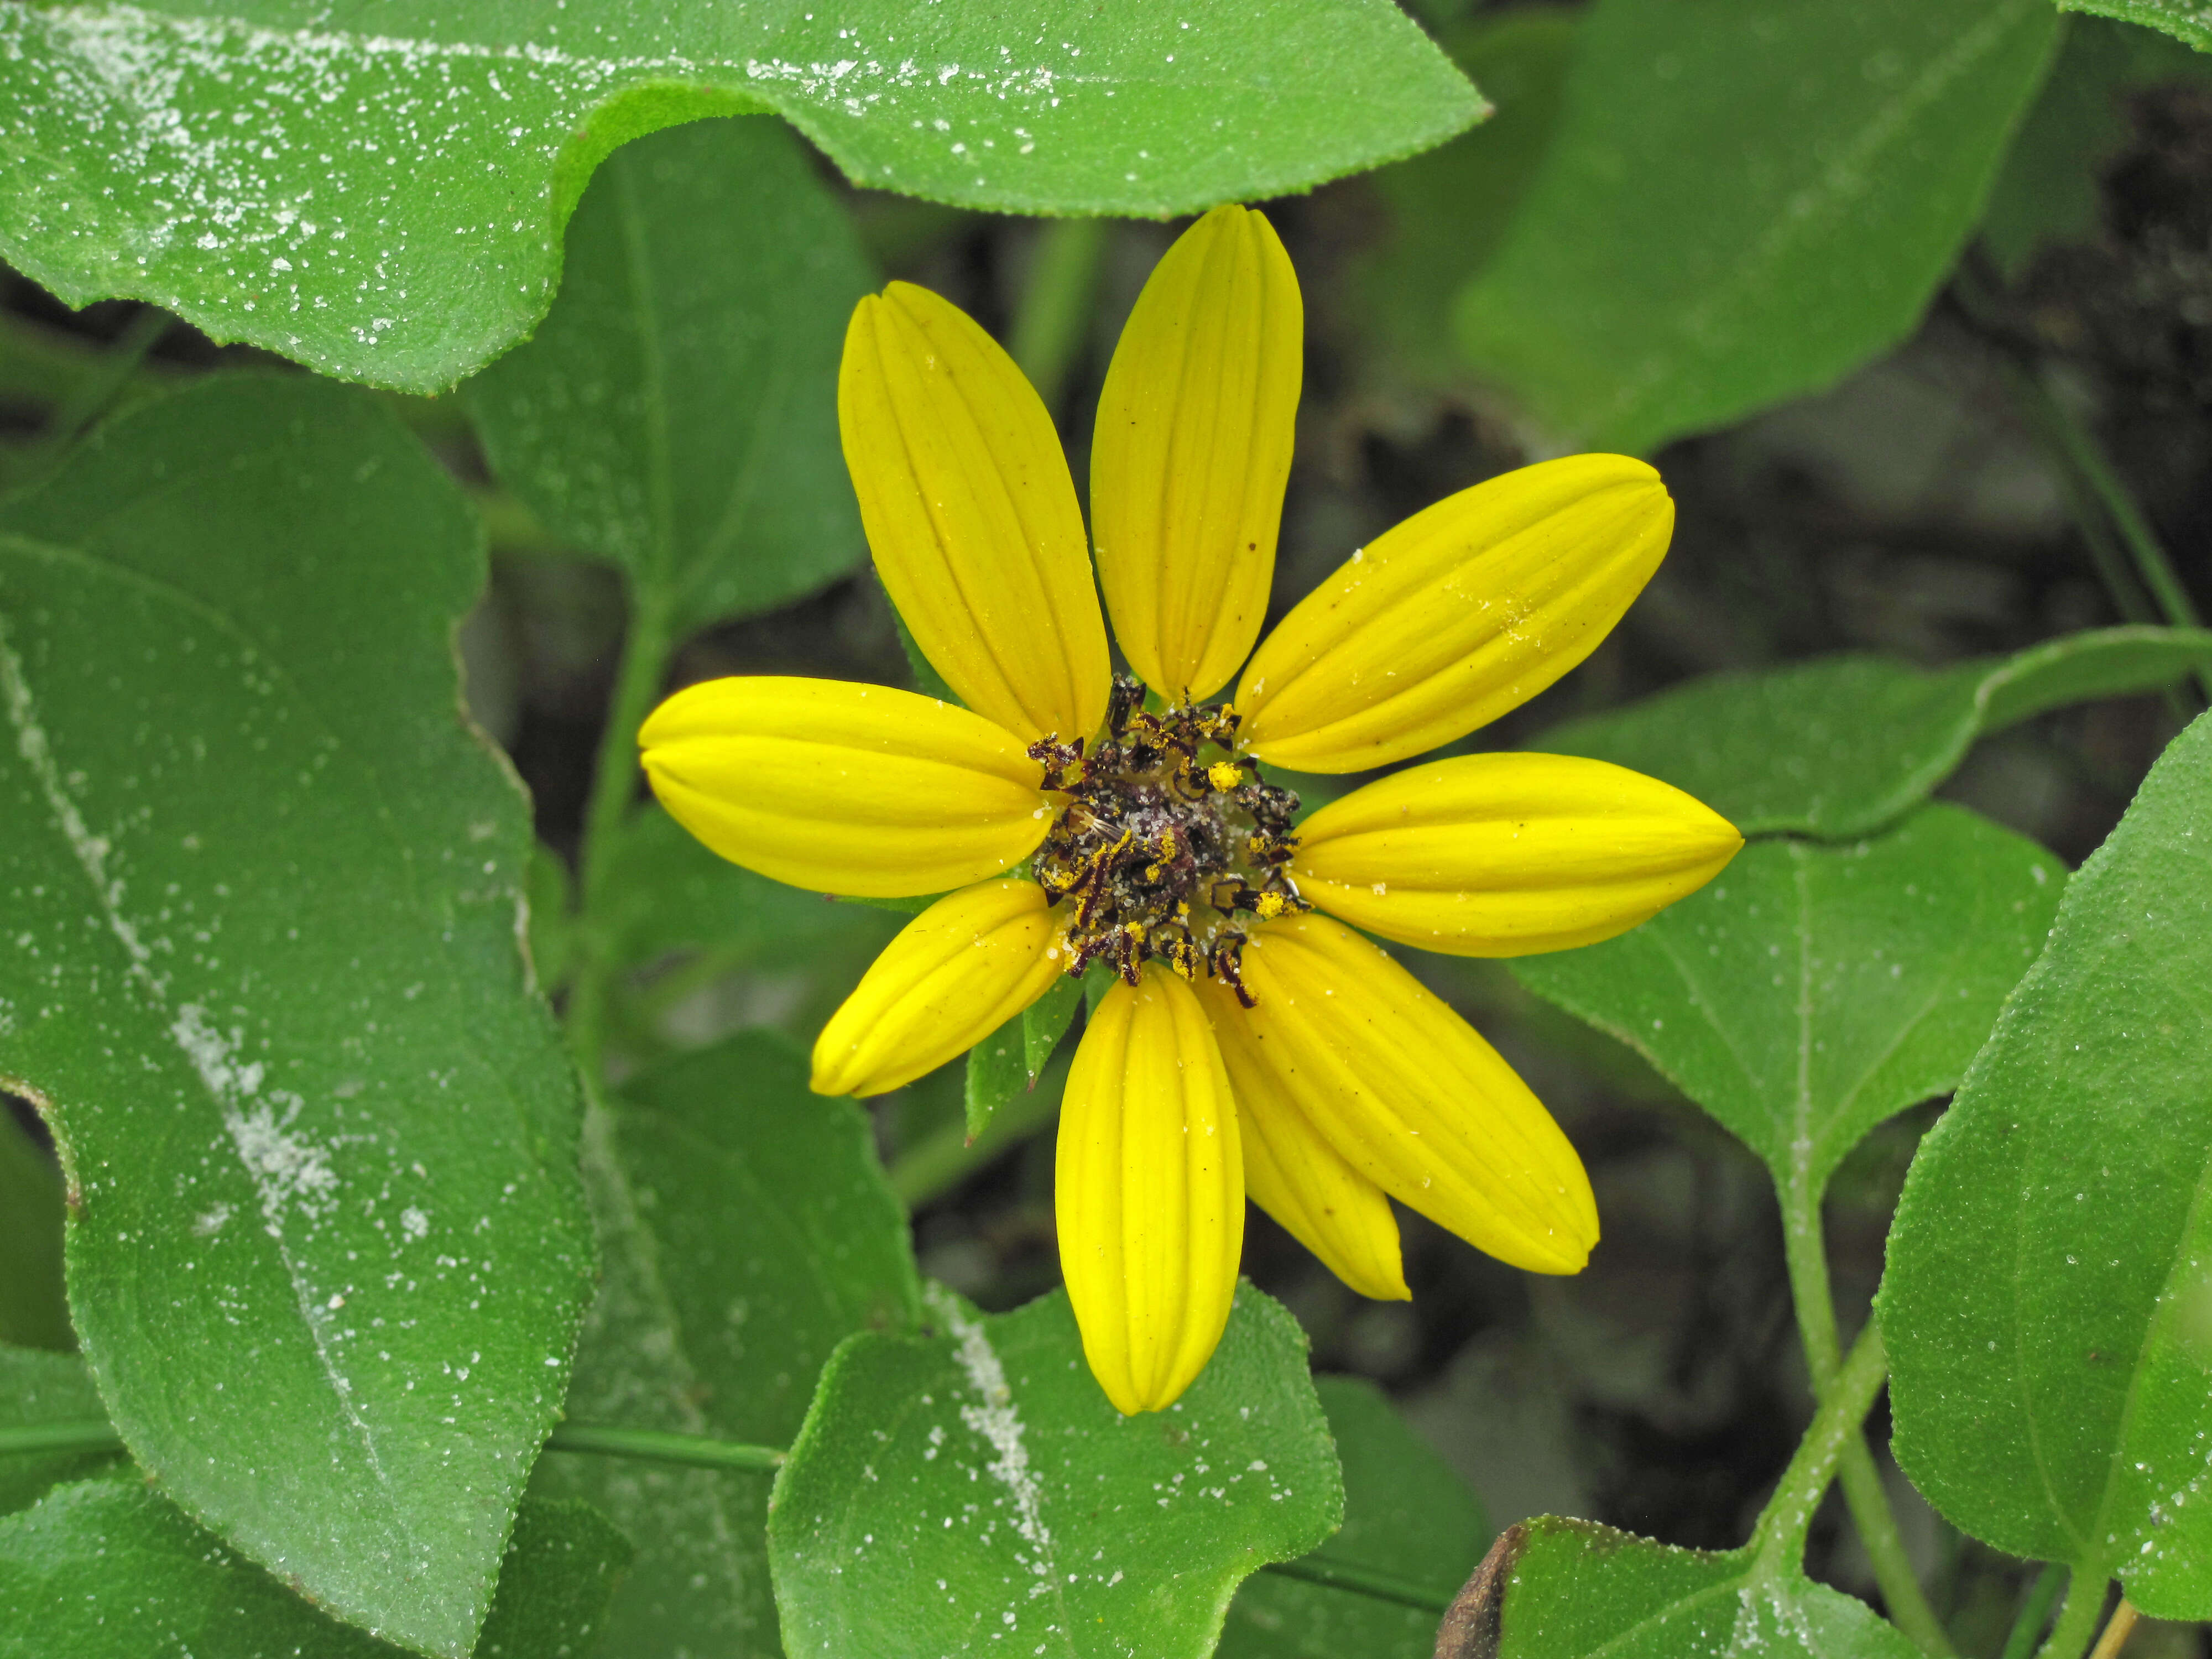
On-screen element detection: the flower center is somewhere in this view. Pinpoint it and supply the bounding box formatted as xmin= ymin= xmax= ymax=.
xmin=1027 ymin=676 xmax=1310 ymax=1006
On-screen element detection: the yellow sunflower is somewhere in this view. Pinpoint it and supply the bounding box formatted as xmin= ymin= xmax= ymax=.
xmin=639 ymin=206 xmax=1741 ymax=1416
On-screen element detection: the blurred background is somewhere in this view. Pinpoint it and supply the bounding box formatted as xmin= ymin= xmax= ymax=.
xmin=3 ymin=2 xmax=2207 ymax=1653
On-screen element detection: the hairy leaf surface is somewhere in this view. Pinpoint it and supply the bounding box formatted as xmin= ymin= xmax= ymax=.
xmin=0 ymin=377 xmax=592 ymax=1657
xmin=1883 ymin=712 xmax=2212 ymax=1618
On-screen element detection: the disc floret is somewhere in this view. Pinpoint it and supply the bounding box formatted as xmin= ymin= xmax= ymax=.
xmin=1029 ymin=676 xmax=1309 ymax=1004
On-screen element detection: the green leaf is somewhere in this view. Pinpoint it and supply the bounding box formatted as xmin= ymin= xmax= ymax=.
xmin=534 ymin=1029 xmax=920 ymax=1659
xmin=1981 ymin=17 xmax=2212 ymax=274
xmin=1023 ymin=974 xmax=1085 ymax=1081
xmin=1881 ymin=711 xmax=2212 ymax=1619
xmin=1538 ymin=627 xmax=2212 ymax=840
xmin=467 ymin=118 xmax=874 ymax=637
xmin=0 ymin=1347 xmax=116 ymax=1519
xmin=0 ymin=1115 xmax=67 ymax=1353
xmin=769 ymin=1282 xmax=1343 ymax=1658
xmin=1353 ymin=7 xmax=1578 ymax=390
xmin=1220 ymin=1375 xmax=1489 ymax=1659
xmin=2060 ymin=0 xmax=2212 ymax=53
xmin=1511 ymin=805 xmax=2065 ymax=1199
xmin=0 ymin=376 xmax=593 ymax=1658
xmin=2 ymin=1 xmax=1481 ymax=392
xmin=1486 ymin=1517 xmax=1918 ymax=1659
xmin=1453 ymin=0 xmax=2061 ymax=452
xmin=0 ymin=1482 xmax=629 ymax=1659
xmin=964 ymin=1014 xmax=1032 ymax=1141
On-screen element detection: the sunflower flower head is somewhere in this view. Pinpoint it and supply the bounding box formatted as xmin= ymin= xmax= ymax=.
xmin=639 ymin=205 xmax=1743 ymax=1416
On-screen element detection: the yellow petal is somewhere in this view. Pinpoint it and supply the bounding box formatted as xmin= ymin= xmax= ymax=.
xmin=1199 ymin=981 xmax=1408 ymax=1302
xmin=1292 ymin=753 xmax=1741 ymax=957
xmin=1237 ymin=455 xmax=1672 ymax=772
xmin=640 ymin=675 xmax=1048 ymax=898
xmin=1091 ymin=205 xmax=1301 ymax=703
xmin=1234 ymin=914 xmax=1597 ymax=1274
xmin=840 ymin=283 xmax=1110 ymax=745
xmin=811 ymin=879 xmax=1068 ymax=1097
xmin=1057 ymin=966 xmax=1244 ymax=1414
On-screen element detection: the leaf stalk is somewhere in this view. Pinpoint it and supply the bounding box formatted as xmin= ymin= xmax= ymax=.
xmin=1778 ymin=1169 xmax=1957 ymax=1655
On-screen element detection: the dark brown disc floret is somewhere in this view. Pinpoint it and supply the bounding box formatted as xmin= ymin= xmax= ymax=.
xmin=1027 ymin=675 xmax=1309 ymax=1006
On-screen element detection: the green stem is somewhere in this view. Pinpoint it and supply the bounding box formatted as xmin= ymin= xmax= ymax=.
xmin=564 ymin=584 xmax=676 ymax=1077
xmin=1752 ymin=1317 xmax=1888 ymax=1568
xmin=1260 ymin=1554 xmax=1452 ymax=1614
xmin=889 ymin=1052 xmax=1066 ymax=1208
xmin=2023 ymin=366 xmax=2205 ymax=645
xmin=2085 ymin=1599 xmax=2140 ymax=1659
xmin=0 ymin=1418 xmax=782 ymax=1473
xmin=2034 ymin=1566 xmax=2111 ymax=1659
xmin=1778 ymin=1173 xmax=1957 ymax=1655
xmin=2001 ymin=1566 xmax=2069 ymax=1659
xmin=2 ymin=306 xmax=171 ymax=488
xmin=0 ymin=1415 xmax=1457 ymax=1619
xmin=0 ymin=1421 xmax=127 ymax=1458
xmin=546 ymin=1422 xmax=783 ymax=1473
xmin=1955 ymin=255 xmax=2208 ymax=705
xmin=1009 ymin=217 xmax=1110 ymax=416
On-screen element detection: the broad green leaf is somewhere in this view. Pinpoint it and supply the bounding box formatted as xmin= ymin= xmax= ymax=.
xmin=467 ymin=118 xmax=873 ymax=637
xmin=1453 ymin=0 xmax=2060 ymax=453
xmin=1511 ymin=806 xmax=2064 ymax=1199
xmin=534 ymin=1029 xmax=920 ymax=1659
xmin=1354 ymin=8 xmax=1578 ymax=389
xmin=1538 ymin=627 xmax=2212 ymax=840
xmin=1 ymin=1 xmax=1480 ymax=392
xmin=1981 ymin=17 xmax=2212 ymax=274
xmin=0 ymin=1481 xmax=629 ymax=1659
xmin=2061 ymin=0 xmax=2212 ymax=53
xmin=600 ymin=803 xmax=901 ymax=975
xmin=769 ymin=1282 xmax=1343 ymax=1658
xmin=1486 ymin=1517 xmax=1918 ymax=1659
xmin=1881 ymin=711 xmax=2212 ymax=1619
xmin=1220 ymin=1375 xmax=1489 ymax=1659
xmin=0 ymin=1347 xmax=115 ymax=1518
xmin=0 ymin=1114 xmax=67 ymax=1352
xmin=0 ymin=377 xmax=592 ymax=1658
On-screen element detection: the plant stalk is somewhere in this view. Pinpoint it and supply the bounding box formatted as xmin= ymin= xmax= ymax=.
xmin=1261 ymin=1553 xmax=1452 ymax=1614
xmin=2036 ymin=1567 xmax=2112 ymax=1659
xmin=2000 ymin=1565 xmax=2070 ymax=1659
xmin=0 ymin=1421 xmax=127 ymax=1458
xmin=1010 ymin=217 xmax=1110 ymax=416
xmin=0 ymin=1418 xmax=784 ymax=1472
xmin=1752 ymin=1316 xmax=1889 ymax=1567
xmin=1779 ymin=1173 xmax=1957 ymax=1655
xmin=2085 ymin=1600 xmax=2140 ymax=1659
xmin=545 ymin=1422 xmax=784 ymax=1473
xmin=0 ymin=1416 xmax=1455 ymax=1616
xmin=1955 ymin=255 xmax=2209 ymax=706
xmin=564 ymin=583 xmax=676 ymax=1078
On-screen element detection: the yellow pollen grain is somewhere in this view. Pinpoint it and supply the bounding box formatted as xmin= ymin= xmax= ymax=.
xmin=1255 ymin=891 xmax=1287 ymax=919
xmin=1207 ymin=760 xmax=1244 ymax=791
